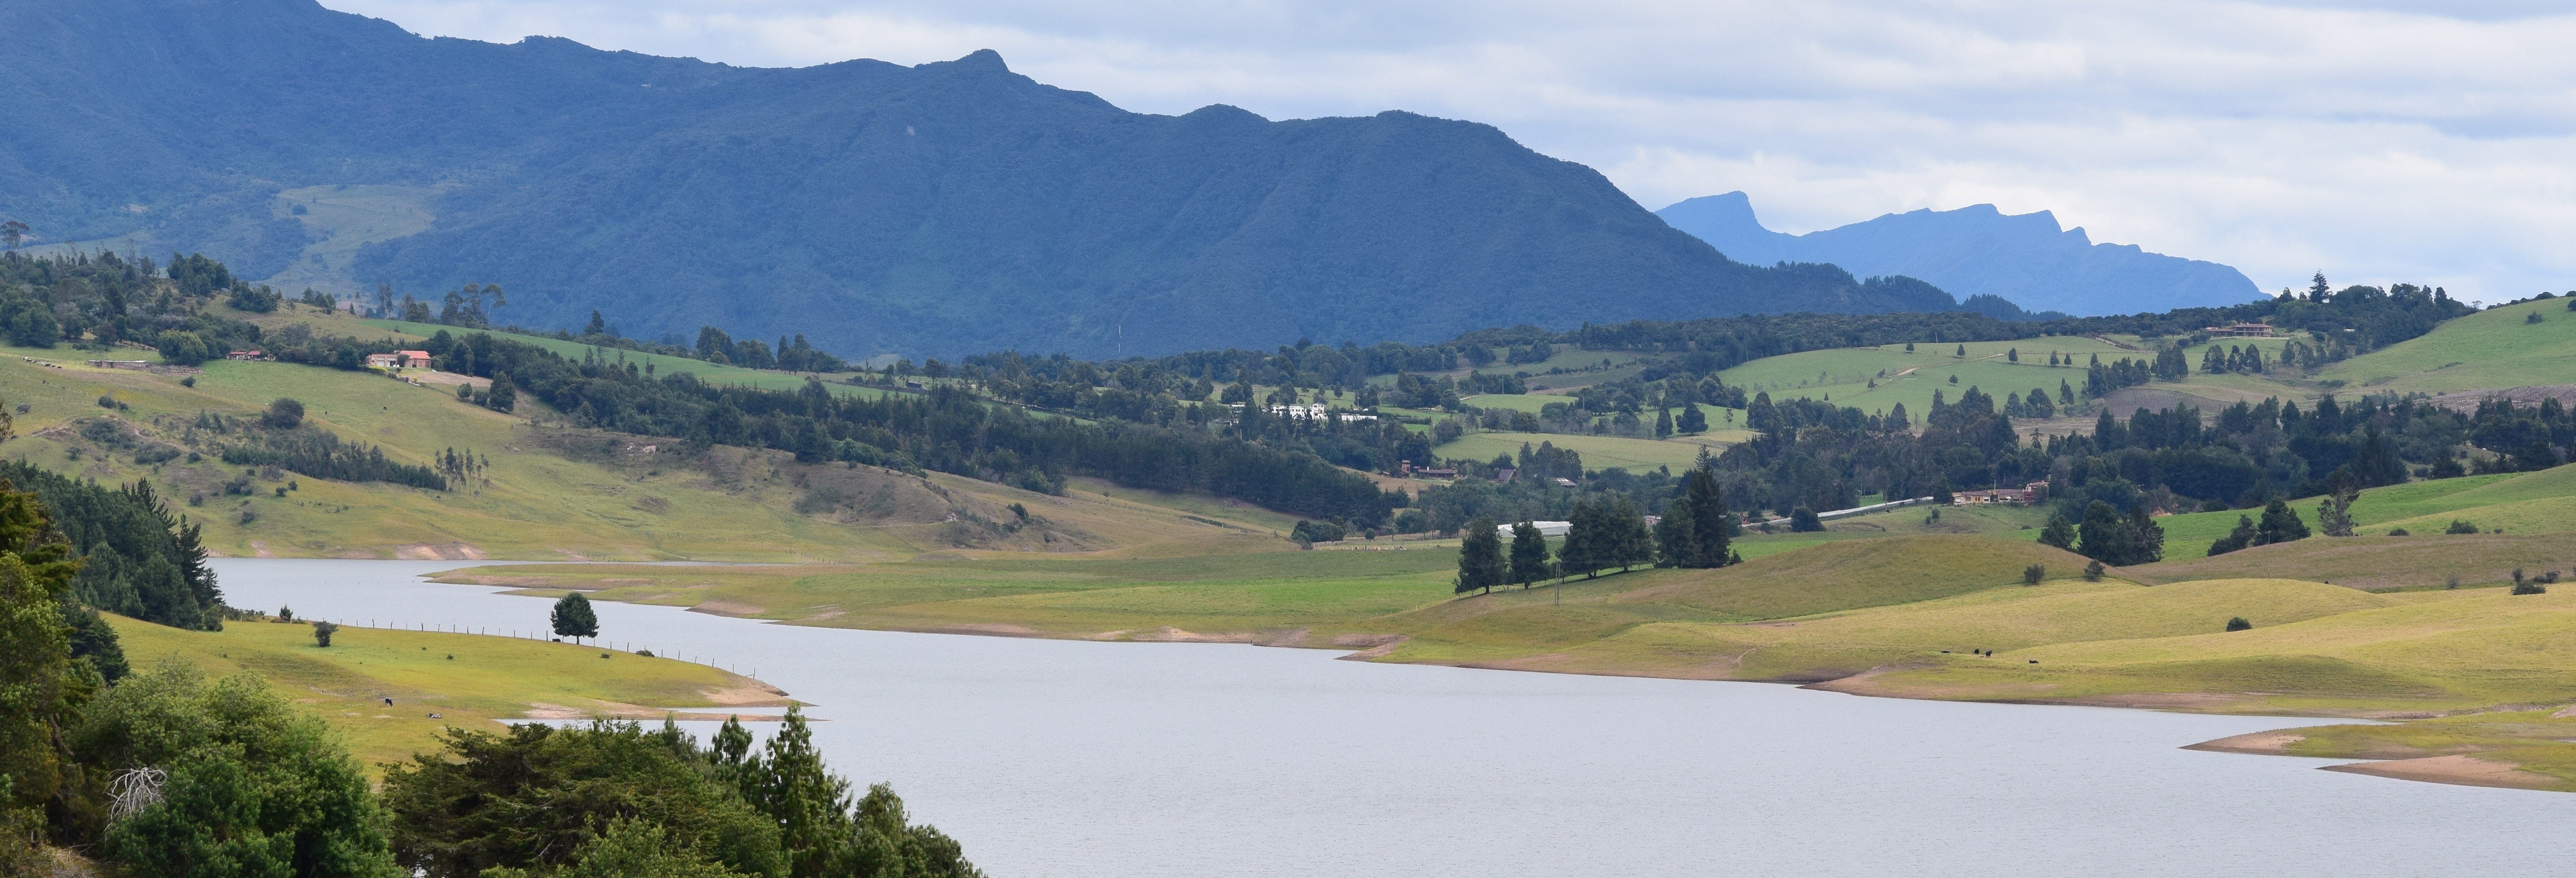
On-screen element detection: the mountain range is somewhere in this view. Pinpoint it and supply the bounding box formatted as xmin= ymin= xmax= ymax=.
xmin=0 ymin=0 xmax=2005 ymax=360
xmin=1656 ymin=192 xmax=2262 ymax=317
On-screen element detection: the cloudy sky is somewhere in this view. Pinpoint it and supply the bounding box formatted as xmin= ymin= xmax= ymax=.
xmin=325 ymin=0 xmax=2576 ymax=303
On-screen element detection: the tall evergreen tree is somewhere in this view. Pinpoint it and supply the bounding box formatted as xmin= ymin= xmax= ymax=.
xmin=1676 ymin=404 xmax=1707 ymax=434
xmin=2256 ymin=497 xmax=2309 ymax=545
xmin=1681 ymin=467 xmax=1732 ymax=568
xmin=1605 ymin=497 xmax=1655 ymax=571
xmin=1455 ymin=518 xmax=1504 ymax=595
xmin=1557 ymin=501 xmax=1605 ymax=579
xmin=1508 ymin=522 xmax=1552 ymax=589
xmin=2037 ymin=513 xmax=2077 ymax=550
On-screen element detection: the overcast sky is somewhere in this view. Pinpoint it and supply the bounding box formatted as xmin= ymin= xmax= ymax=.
xmin=325 ymin=0 xmax=2576 ymax=303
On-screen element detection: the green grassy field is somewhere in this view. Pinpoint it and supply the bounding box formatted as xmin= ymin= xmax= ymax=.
xmin=2142 ymin=465 xmax=2576 ymax=560
xmin=1715 ymin=335 xmax=2139 ymax=419
xmin=1434 ymin=431 xmax=1711 ymax=472
xmin=0 ymin=349 xmax=1291 ymax=561
xmin=2319 ymin=297 xmax=2576 ymax=394
xmin=359 ymin=318 xmax=884 ymax=398
xmin=111 ymin=614 xmax=786 ymax=771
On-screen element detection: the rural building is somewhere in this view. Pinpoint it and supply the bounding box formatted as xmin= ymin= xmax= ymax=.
xmin=1493 ymin=469 xmax=1517 ymax=484
xmin=225 ymin=350 xmax=264 ymax=361
xmin=397 ymin=350 xmax=431 ymax=368
xmin=2203 ymin=322 xmax=2276 ymax=337
xmin=1493 ymin=521 xmax=1573 ymax=538
xmin=364 ymin=353 xmax=400 ymax=369
xmin=1954 ymin=482 xmax=2051 ymax=505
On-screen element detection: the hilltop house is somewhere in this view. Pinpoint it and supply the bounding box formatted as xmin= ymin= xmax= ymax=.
xmin=2203 ymin=322 xmax=2276 ymax=337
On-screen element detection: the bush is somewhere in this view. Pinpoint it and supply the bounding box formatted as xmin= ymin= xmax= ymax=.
xmin=2387 ymin=528 xmax=2410 ymax=536
xmin=312 ymin=620 xmax=338 ymax=647
xmin=2513 ymin=581 xmax=2548 ymax=595
xmin=2446 ymin=519 xmax=2481 ymax=534
xmin=2022 ymin=564 xmax=2045 ymax=585
xmin=2226 ymin=617 xmax=2252 ymax=631
xmin=262 ymin=398 xmax=304 ymax=430
xmin=2083 ymin=560 xmax=2106 ymax=581
xmin=75 ymin=664 xmax=398 ymax=877
xmin=2527 ymin=312 xmax=2546 ymax=324
xmin=1788 ymin=507 xmax=1823 ymax=532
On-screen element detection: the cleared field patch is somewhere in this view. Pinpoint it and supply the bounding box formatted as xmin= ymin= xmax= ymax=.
xmin=1435 ymin=431 xmax=1707 ymax=472
xmin=2130 ymin=532 xmax=2576 ymax=592
xmin=360 ymin=318 xmax=881 ymax=397
xmin=1610 ymin=534 xmax=2095 ymax=620
xmin=2319 ymin=298 xmax=2576 ymax=395
xmin=111 ymin=614 xmax=785 ymax=771
xmin=2151 ymin=466 xmax=2576 ymax=559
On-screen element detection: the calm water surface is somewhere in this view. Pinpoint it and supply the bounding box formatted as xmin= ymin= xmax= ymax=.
xmin=213 ymin=558 xmax=2576 ymax=877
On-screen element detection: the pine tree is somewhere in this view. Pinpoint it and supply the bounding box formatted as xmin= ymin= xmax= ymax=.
xmin=1676 ymin=404 xmax=1707 ymax=434
xmin=2256 ymin=497 xmax=2309 ymax=545
xmin=2318 ymin=483 xmax=2359 ymax=537
xmin=1508 ymin=521 xmax=1552 ymax=588
xmin=1683 ymin=467 xmax=1732 ymax=568
xmin=1654 ymin=407 xmax=1674 ymax=438
xmin=1455 ymin=517 xmax=1505 ymax=594
xmin=2038 ymin=513 xmax=2077 ymax=550
xmin=1558 ymin=501 xmax=1604 ymax=579
xmin=1606 ymin=497 xmax=1654 ymax=571
xmin=1656 ymin=496 xmax=1695 ymax=567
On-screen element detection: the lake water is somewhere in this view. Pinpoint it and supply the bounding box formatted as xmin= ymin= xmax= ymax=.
xmin=212 ymin=559 xmax=2576 ymax=876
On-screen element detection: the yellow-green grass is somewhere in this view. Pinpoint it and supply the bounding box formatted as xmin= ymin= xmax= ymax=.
xmin=1715 ymin=336 xmax=2135 ymax=420
xmin=359 ymin=318 xmax=883 ymax=398
xmin=2130 ymin=532 xmax=2576 ymax=592
xmin=1060 ymin=476 xmax=1309 ymax=535
xmin=1 ymin=352 xmax=1286 ymax=561
xmin=1434 ymin=431 xmax=1708 ymax=472
xmin=1455 ymin=393 xmax=1568 ymax=413
xmin=1856 ymin=583 xmax=2576 ymax=714
xmin=2147 ymin=465 xmax=2576 ymax=559
xmin=6 ymin=355 xmax=909 ymax=560
xmin=2227 ymin=711 xmax=2576 ymax=790
xmin=2318 ymin=297 xmax=2576 ymax=395
xmin=445 ymin=548 xmax=1463 ymax=642
xmin=1477 ymin=577 xmax=2396 ymax=684
xmin=1606 ymin=534 xmax=2094 ymax=621
xmin=110 ymin=614 xmax=785 ymax=771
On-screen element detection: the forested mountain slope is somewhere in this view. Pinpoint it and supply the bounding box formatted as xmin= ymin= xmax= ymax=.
xmin=1 ymin=0 xmax=1965 ymax=361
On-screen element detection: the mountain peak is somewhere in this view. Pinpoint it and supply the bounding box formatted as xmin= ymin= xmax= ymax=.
xmin=1657 ymin=193 xmax=2258 ymax=316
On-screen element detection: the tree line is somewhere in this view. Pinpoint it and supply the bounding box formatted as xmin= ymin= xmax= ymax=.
xmin=1454 ymin=468 xmax=1742 ymax=592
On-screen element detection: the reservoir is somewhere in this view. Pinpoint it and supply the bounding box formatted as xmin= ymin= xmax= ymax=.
xmin=213 ymin=559 xmax=2576 ymax=876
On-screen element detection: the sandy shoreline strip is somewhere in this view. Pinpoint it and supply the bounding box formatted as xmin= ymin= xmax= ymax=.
xmin=2320 ymin=754 xmax=2558 ymax=790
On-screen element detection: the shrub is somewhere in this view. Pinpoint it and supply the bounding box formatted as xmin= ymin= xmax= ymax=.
xmin=2527 ymin=312 xmax=2546 ymax=324
xmin=1789 ymin=507 xmax=1823 ymax=532
xmin=2513 ymin=581 xmax=2548 ymax=595
xmin=2446 ymin=519 xmax=2481 ymax=535
xmin=2387 ymin=528 xmax=2410 ymax=536
xmin=2022 ymin=564 xmax=2045 ymax=585
xmin=262 ymin=398 xmax=305 ymax=430
xmin=2083 ymin=560 xmax=2106 ymax=581
xmin=312 ymin=620 xmax=338 ymax=647
xmin=2226 ymin=617 xmax=2252 ymax=631
xmin=2446 ymin=576 xmax=2461 ymax=589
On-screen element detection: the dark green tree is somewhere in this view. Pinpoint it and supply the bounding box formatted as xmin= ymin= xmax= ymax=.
xmin=2075 ymin=501 xmax=2129 ymax=565
xmin=78 ymin=663 xmax=399 ymax=878
xmin=2257 ymin=497 xmax=2309 ymax=545
xmin=552 ymin=591 xmax=599 ymax=642
xmin=1605 ymin=496 xmax=1655 ymax=572
xmin=1676 ymin=404 xmax=1707 ymax=434
xmin=1455 ymin=517 xmax=1504 ymax=594
xmin=313 ymin=620 xmax=339 ymax=647
xmin=1507 ymin=522 xmax=1551 ymax=589
xmin=2037 ymin=513 xmax=2077 ymax=550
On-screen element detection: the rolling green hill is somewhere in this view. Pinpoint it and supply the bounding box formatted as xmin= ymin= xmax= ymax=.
xmin=2318 ymin=296 xmax=2576 ymax=394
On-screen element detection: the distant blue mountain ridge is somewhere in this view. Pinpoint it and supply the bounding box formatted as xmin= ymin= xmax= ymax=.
xmin=1656 ymin=192 xmax=2262 ymax=317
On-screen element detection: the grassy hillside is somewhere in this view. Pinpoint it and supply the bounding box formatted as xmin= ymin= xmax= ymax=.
xmin=359 ymin=318 xmax=883 ymax=397
xmin=2319 ymin=297 xmax=2576 ymax=395
xmin=2143 ymin=465 xmax=2576 ymax=560
xmin=111 ymin=614 xmax=787 ymax=771
xmin=0 ymin=348 xmax=1300 ymax=560
xmin=1433 ymin=431 xmax=1713 ymax=473
xmin=1715 ymin=335 xmax=2138 ymax=417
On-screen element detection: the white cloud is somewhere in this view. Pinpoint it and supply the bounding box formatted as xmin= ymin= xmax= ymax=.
xmin=320 ymin=0 xmax=2576 ymax=301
